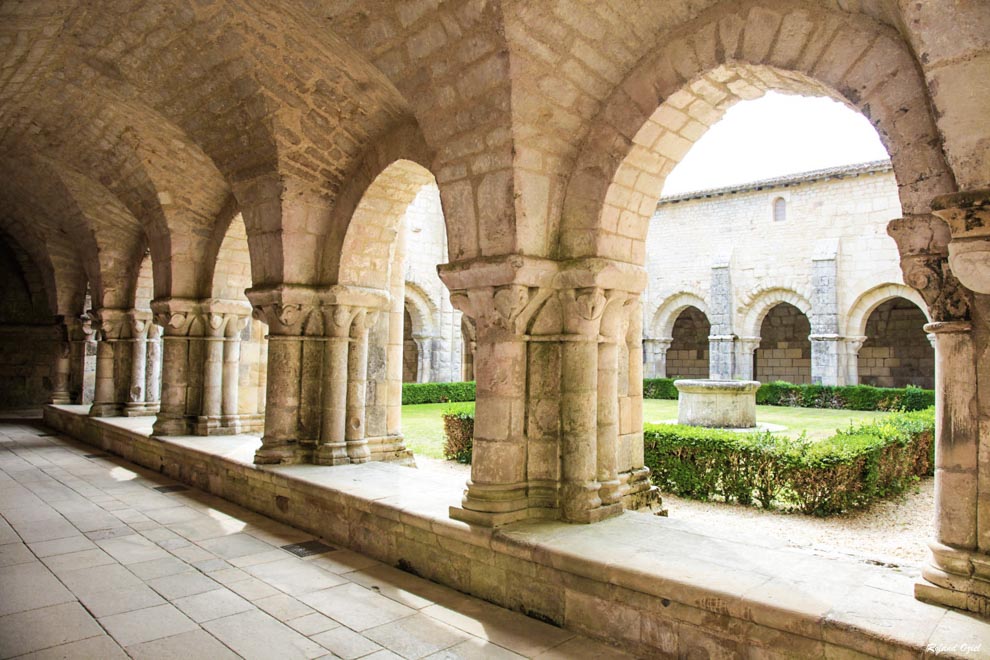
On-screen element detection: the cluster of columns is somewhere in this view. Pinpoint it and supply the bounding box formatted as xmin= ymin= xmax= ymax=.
xmin=150 ymin=299 xmax=253 ymax=436
xmin=438 ymin=256 xmax=659 ymax=526
xmin=889 ymin=193 xmax=990 ymax=617
xmin=245 ymin=285 xmax=410 ymax=467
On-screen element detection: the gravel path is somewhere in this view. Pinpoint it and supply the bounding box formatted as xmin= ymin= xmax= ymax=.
xmin=416 ymin=456 xmax=934 ymax=568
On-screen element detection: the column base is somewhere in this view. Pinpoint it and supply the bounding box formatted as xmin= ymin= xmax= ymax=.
xmin=254 ymin=442 xmax=305 ymax=465
xmin=221 ymin=413 xmax=264 ymax=434
xmin=313 ymin=444 xmax=350 ymax=466
xmin=449 ymin=480 xmax=534 ymax=527
xmin=915 ymin=543 xmax=990 ymax=617
xmin=89 ymin=402 xmax=122 ymax=417
xmin=153 ymin=415 xmax=191 ymax=436
xmin=49 ymin=394 xmax=72 ymax=405
xmin=620 ymin=467 xmax=666 ymax=515
xmin=123 ymin=402 xmax=155 ymax=417
xmin=367 ymin=435 xmax=415 ymax=466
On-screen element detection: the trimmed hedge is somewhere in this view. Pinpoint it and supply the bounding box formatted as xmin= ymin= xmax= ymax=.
xmin=643 ymin=407 xmax=935 ymax=516
xmin=402 ymin=381 xmax=476 ymax=405
xmin=440 ymin=403 xmax=475 ymax=464
xmin=643 ymin=378 xmax=934 ymax=412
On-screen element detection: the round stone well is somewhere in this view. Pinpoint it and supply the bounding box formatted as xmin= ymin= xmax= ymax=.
xmin=674 ymin=379 xmax=761 ymax=429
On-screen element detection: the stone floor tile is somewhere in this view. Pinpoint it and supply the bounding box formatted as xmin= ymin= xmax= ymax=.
xmin=300 ymin=583 xmax=417 ymax=631
xmin=533 ymin=637 xmax=635 ymax=659
xmin=141 ymin=527 xmax=184 ymax=544
xmin=228 ymin=548 xmax=293 ymax=568
xmin=85 ymin=526 xmax=136 ymax=541
xmin=170 ymin=518 xmax=248 ymax=542
xmin=144 ymin=505 xmax=206 ymax=525
xmin=10 ymin=516 xmax=79 ymax=543
xmin=172 ymin=587 xmax=254 ymax=623
xmin=197 ymin=532 xmax=276 ymax=559
xmin=99 ymin=603 xmax=199 ymax=647
xmin=364 ymin=613 xmax=470 ymax=658
xmin=0 ymin=561 xmax=75 ymax=616
xmin=0 ymin=541 xmax=34 ymax=567
xmin=42 ymin=547 xmax=116 ymax=574
xmin=348 ymin=564 xmax=456 ymax=610
xmin=0 ymin=518 xmax=19 ymax=544
xmin=58 ymin=562 xmax=146 ymax=597
xmin=361 ymin=650 xmax=404 ymax=660
xmin=126 ymin=629 xmax=242 ymax=660
xmin=168 ymin=543 xmax=217 ymax=563
xmin=209 ymin=566 xmax=252 ymax=585
xmin=422 ymin=638 xmax=526 ymax=660
xmin=286 ymin=612 xmax=340 ymax=636
xmin=128 ymin=555 xmax=195 ymax=580
xmin=97 ymin=533 xmax=172 ymax=564
xmin=245 ymin=557 xmax=348 ymax=595
xmin=310 ymin=626 xmax=383 ymax=659
xmin=77 ymin=584 xmax=167 ymax=617
xmin=191 ymin=557 xmax=233 ymax=573
xmin=204 ymin=609 xmax=327 ymax=660
xmin=254 ymin=593 xmax=316 ymax=621
xmin=310 ymin=549 xmax=382 ymax=575
xmin=922 ymin=609 xmax=989 ymax=659
xmin=13 ymin=634 xmax=128 ymax=660
xmin=0 ymin=601 xmax=104 ymax=657
xmin=27 ymin=535 xmax=97 ymax=557
xmin=225 ymin=575 xmax=283 ymax=601
xmin=147 ymin=570 xmax=221 ymax=599
xmin=420 ymin=601 xmax=574 ymax=657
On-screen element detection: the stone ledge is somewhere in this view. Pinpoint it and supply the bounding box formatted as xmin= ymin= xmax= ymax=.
xmin=42 ymin=404 xmax=987 ymax=658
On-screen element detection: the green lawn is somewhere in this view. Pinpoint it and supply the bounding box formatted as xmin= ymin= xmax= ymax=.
xmin=402 ymin=400 xmax=889 ymax=459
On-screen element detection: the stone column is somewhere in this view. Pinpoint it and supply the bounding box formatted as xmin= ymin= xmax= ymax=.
xmin=89 ymin=308 xmax=130 ymax=417
xmin=414 ymin=336 xmax=432 ymax=383
xmin=708 ymin=259 xmax=736 ymax=378
xmin=345 ymin=309 xmax=373 ymax=463
xmin=145 ymin=323 xmax=162 ymax=412
xmin=49 ymin=318 xmax=71 ymax=405
xmin=152 ymin=298 xmax=202 ymax=436
xmin=68 ymin=314 xmax=96 ymax=404
xmin=248 ymin=288 xmax=321 ymax=465
xmin=732 ymin=337 xmax=760 ymax=381
xmin=442 ymin=255 xmax=658 ymax=526
xmin=889 ymin=211 xmax=985 ymax=614
xmin=642 ymin=338 xmax=671 ymax=378
xmin=840 ymin=335 xmax=867 ymax=385
xmin=197 ymin=311 xmax=229 ymax=434
xmin=221 ymin=314 xmax=249 ymax=433
xmin=620 ymin=299 xmax=656 ymax=510
xmin=810 ymin=239 xmax=840 ymax=385
xmin=123 ymin=312 xmax=151 ymax=416
xmin=316 ymin=304 xmax=355 ymax=466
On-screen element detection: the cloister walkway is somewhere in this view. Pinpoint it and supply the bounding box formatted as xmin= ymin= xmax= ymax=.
xmin=11 ymin=407 xmax=990 ymax=658
xmin=0 ymin=416 xmax=630 ymax=659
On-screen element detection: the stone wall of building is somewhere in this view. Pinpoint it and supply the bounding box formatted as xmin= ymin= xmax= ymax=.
xmin=645 ymin=163 xmax=932 ymax=386
xmin=667 ymin=307 xmax=709 ymax=378
xmin=859 ymin=299 xmax=934 ymax=389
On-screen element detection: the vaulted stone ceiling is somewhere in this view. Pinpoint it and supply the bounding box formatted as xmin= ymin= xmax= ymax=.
xmin=0 ymin=0 xmax=984 ymax=317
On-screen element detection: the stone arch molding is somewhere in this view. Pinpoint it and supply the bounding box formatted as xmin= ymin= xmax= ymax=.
xmin=649 ymin=291 xmax=709 ymax=339
xmin=403 ymin=280 xmax=440 ymax=340
xmin=559 ymin=0 xmax=955 ymax=262
xmin=845 ymin=283 xmax=930 ymax=338
xmin=740 ymin=287 xmax=812 ymax=338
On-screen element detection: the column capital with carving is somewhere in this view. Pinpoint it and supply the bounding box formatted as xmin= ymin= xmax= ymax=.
xmin=931 ymin=188 xmax=990 ymax=294
xmin=150 ymin=297 xmax=203 ymax=337
xmin=887 ymin=215 xmax=971 ymax=322
xmin=91 ymin=308 xmax=133 ymax=341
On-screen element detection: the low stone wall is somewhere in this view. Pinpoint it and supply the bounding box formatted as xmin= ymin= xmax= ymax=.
xmin=43 ymin=405 xmax=972 ymax=658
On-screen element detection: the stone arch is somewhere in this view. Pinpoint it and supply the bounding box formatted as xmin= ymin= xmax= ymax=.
xmin=559 ymin=0 xmax=955 ymax=262
xmin=404 ymin=281 xmax=439 ymax=340
xmin=132 ymin=252 xmax=154 ymax=313
xmin=857 ymin=297 xmax=933 ymax=389
xmin=845 ymin=283 xmax=930 ymax=338
xmin=755 ymin=302 xmax=813 ymax=384
xmin=321 ymin=122 xmax=437 ymax=288
xmin=667 ymin=307 xmax=712 ymax=379
xmin=210 ymin=212 xmax=254 ymax=304
xmin=649 ymin=291 xmax=709 ymax=339
xmin=740 ymin=287 xmax=812 ymax=338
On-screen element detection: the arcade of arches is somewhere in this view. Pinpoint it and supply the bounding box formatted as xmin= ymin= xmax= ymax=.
xmin=2 ymin=0 xmax=990 ymax=652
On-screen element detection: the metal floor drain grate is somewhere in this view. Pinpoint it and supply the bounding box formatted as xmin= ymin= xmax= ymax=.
xmin=153 ymin=484 xmax=191 ymax=493
xmin=83 ymin=453 xmax=107 ymax=458
xmin=281 ymin=540 xmax=336 ymax=557
xmin=36 ymin=433 xmax=54 ymax=437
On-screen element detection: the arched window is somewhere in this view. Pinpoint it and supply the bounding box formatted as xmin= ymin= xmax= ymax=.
xmin=772 ymin=196 xmax=787 ymax=222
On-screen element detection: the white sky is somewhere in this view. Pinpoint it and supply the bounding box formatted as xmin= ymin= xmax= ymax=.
xmin=661 ymin=91 xmax=890 ymax=196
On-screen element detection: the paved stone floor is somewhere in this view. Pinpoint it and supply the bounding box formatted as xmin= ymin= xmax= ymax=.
xmin=0 ymin=417 xmax=633 ymax=660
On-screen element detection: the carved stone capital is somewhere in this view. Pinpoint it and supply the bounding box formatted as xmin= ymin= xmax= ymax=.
xmin=887 ymin=215 xmax=971 ymax=322
xmin=932 ymin=189 xmax=990 ymax=294
xmin=128 ymin=310 xmax=153 ymax=340
xmin=246 ymin=286 xmax=322 ymax=336
xmin=92 ymin=308 xmax=132 ymax=341
xmin=559 ymin=286 xmax=607 ymax=336
xmin=150 ymin=298 xmax=203 ymax=337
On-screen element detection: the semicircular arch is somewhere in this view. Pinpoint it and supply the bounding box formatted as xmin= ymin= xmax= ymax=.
xmin=846 ymin=283 xmax=930 ymax=338
xmin=649 ymin=291 xmax=709 ymax=339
